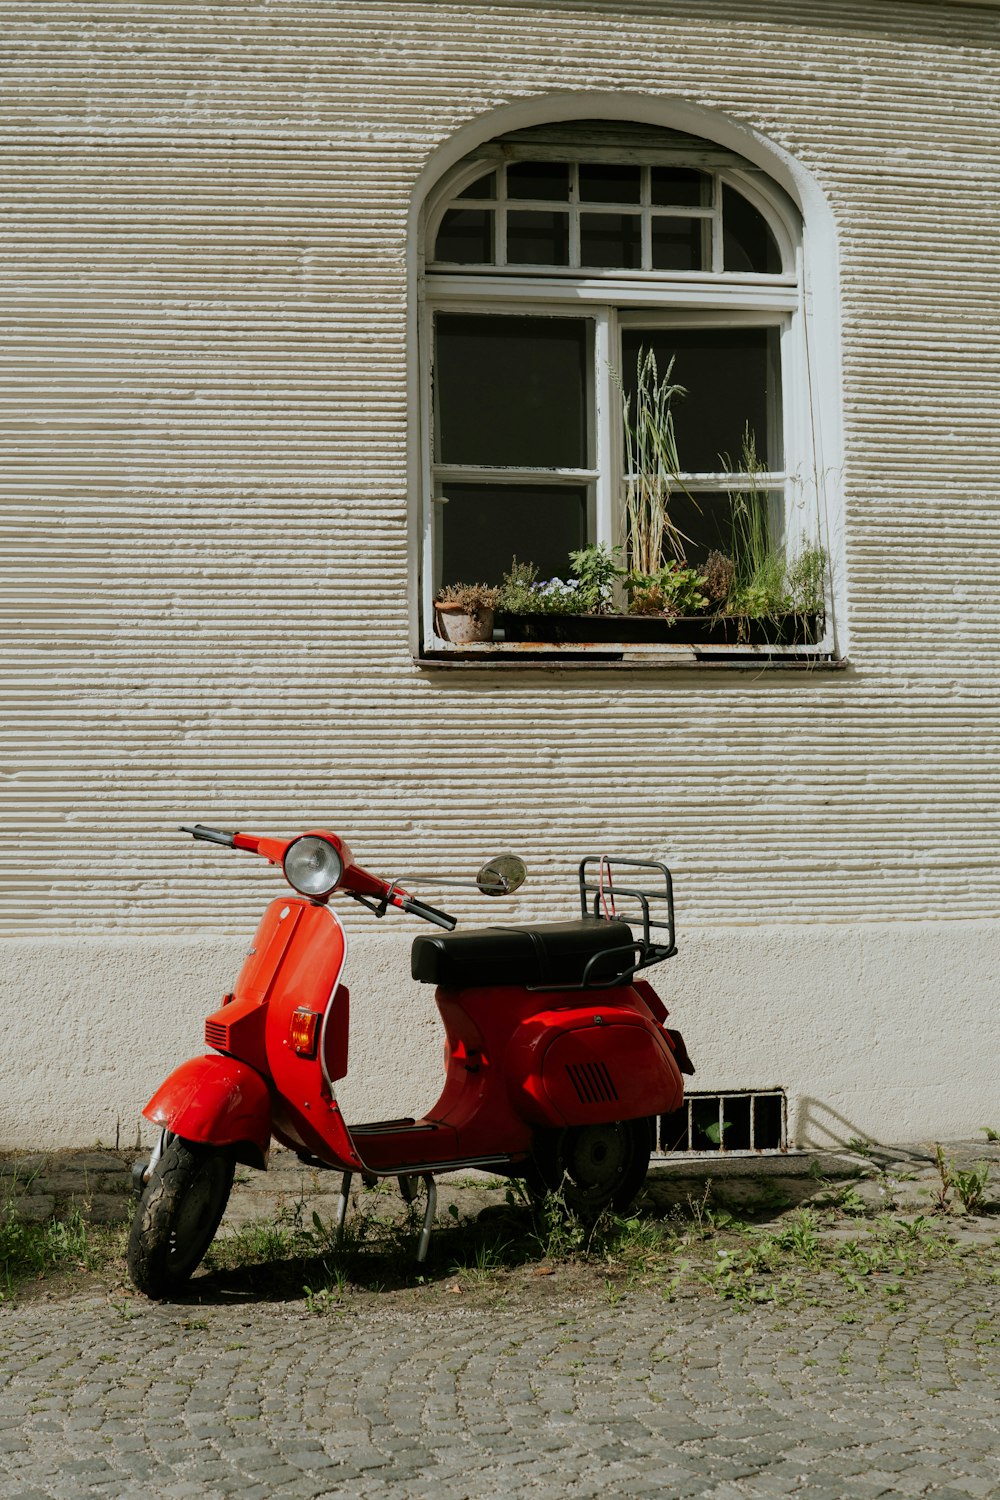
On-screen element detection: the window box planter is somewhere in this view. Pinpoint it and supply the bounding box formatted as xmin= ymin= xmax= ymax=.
xmin=495 ymin=612 xmax=824 ymax=648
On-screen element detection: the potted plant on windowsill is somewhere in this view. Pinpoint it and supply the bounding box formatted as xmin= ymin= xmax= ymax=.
xmin=496 ymin=552 xmax=712 ymax=644
xmin=494 ymin=541 xmax=825 ymax=647
xmin=434 ymin=582 xmax=499 ymax=644
xmin=494 ymin=549 xmax=623 ymax=643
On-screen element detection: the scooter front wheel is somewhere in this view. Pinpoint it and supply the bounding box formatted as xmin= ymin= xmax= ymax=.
xmin=527 ymin=1118 xmax=653 ymax=1219
xmin=127 ymin=1138 xmax=235 ymax=1298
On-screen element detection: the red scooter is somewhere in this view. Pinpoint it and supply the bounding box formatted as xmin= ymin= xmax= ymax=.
xmin=128 ymin=824 xmax=693 ymax=1298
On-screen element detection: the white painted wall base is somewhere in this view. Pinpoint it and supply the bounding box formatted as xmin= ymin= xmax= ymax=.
xmin=3 ymin=920 xmax=996 ymax=1153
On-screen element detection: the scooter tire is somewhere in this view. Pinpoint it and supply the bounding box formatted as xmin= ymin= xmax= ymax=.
xmin=527 ymin=1118 xmax=653 ymax=1220
xmin=127 ymin=1138 xmax=235 ymax=1299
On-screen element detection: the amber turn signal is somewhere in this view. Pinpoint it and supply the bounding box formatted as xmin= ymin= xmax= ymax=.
xmin=290 ymin=1007 xmax=320 ymax=1057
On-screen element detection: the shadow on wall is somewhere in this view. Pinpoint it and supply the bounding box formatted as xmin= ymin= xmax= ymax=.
xmin=794 ymin=1096 xmax=883 ymax=1151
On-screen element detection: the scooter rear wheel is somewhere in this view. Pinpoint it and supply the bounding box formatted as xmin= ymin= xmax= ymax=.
xmin=127 ymin=1138 xmax=234 ymax=1298
xmin=527 ymin=1118 xmax=652 ymax=1219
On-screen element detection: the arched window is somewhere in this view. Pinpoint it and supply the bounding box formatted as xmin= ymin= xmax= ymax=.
xmin=418 ymin=120 xmax=829 ymax=659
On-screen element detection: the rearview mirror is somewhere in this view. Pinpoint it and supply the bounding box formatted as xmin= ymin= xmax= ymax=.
xmin=476 ymin=854 xmax=527 ymax=897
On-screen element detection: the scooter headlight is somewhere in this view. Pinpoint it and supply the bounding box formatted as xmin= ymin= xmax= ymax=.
xmin=283 ymin=836 xmax=344 ymax=898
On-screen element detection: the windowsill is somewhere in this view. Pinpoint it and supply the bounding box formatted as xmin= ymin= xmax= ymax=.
xmin=417 ymin=642 xmax=845 ymax=671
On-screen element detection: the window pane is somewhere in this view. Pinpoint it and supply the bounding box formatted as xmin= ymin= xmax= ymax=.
xmin=434 ymin=208 xmax=493 ymax=264
xmin=723 ymin=185 xmax=782 ymax=273
xmin=507 ymin=162 xmax=570 ymax=201
xmin=580 ymin=212 xmax=641 ymax=268
xmin=456 ymin=170 xmax=497 ymax=200
xmin=507 ymin=210 xmax=570 ymax=265
xmin=439 ymin=484 xmax=587 ymax=588
xmin=650 ymin=167 xmax=708 ymax=207
xmin=436 ymin=314 xmax=588 ymax=468
xmin=659 ymin=489 xmax=771 ymax=566
xmin=651 ymin=217 xmax=704 ymax=271
xmin=621 ymin=327 xmax=777 ymax=471
xmin=579 ymin=164 xmax=641 ymax=203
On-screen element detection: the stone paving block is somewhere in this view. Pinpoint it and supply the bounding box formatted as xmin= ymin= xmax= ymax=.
xmin=10 ymin=1194 xmax=55 ymax=1221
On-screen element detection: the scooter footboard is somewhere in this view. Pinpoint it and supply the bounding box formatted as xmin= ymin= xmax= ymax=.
xmin=144 ymin=1055 xmax=271 ymax=1167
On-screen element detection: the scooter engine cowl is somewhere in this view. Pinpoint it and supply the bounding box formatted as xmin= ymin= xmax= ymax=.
xmin=507 ymin=1008 xmax=684 ymax=1127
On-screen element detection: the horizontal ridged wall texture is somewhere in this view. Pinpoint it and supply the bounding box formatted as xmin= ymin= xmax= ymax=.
xmin=3 ymin=0 xmax=999 ymax=935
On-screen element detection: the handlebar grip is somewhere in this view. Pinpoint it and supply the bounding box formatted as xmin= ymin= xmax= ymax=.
xmin=400 ymin=896 xmax=457 ymax=931
xmin=180 ymin=824 xmax=237 ymax=848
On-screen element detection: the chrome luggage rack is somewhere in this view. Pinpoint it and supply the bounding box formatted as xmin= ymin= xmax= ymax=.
xmin=574 ymin=854 xmax=677 ymax=989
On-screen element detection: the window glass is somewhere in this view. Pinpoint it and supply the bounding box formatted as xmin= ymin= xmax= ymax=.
xmin=579 ymin=164 xmax=641 ymax=203
xmin=651 ymin=218 xmax=704 ymax=272
xmin=659 ymin=489 xmax=771 ymax=566
xmin=457 ymin=171 xmax=497 ymax=200
xmin=650 ymin=167 xmax=708 ymax=207
xmin=507 ymin=210 xmax=570 ymax=266
xmin=621 ymin=326 xmax=776 ymax=471
xmin=507 ymin=162 xmax=570 ymax=201
xmin=723 ymin=186 xmax=782 ymax=274
xmin=580 ymin=213 xmax=642 ymax=268
xmin=436 ymin=314 xmax=588 ymax=468
xmin=439 ymin=484 xmax=588 ymax=588
xmin=434 ymin=208 xmax=493 ymax=264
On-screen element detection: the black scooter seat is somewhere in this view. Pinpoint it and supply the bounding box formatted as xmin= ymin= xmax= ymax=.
xmin=411 ymin=917 xmax=634 ymax=989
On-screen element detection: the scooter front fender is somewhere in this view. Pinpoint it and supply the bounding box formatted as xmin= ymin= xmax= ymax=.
xmin=144 ymin=1055 xmax=271 ymax=1168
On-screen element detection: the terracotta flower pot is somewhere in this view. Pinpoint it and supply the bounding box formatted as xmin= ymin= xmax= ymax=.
xmin=434 ymin=602 xmax=495 ymax=644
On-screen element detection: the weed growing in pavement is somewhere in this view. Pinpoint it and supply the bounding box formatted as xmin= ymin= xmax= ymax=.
xmin=683 ymin=1182 xmax=714 ymax=1231
xmin=449 ymin=1235 xmax=511 ymax=1282
xmin=932 ymin=1145 xmax=993 ymax=1215
xmin=981 ymin=1126 xmax=999 ymax=1143
xmin=774 ymin=1210 xmax=822 ymax=1264
xmin=833 ymin=1185 xmax=870 ymax=1217
xmin=303 ymin=1277 xmax=348 ymax=1315
xmin=0 ymin=1192 xmax=124 ymax=1300
xmin=519 ymin=1185 xmax=589 ymax=1261
xmin=603 ymin=1276 xmax=627 ymax=1307
xmin=660 ymin=1260 xmax=690 ymax=1301
xmin=951 ymin=1161 xmax=992 ymax=1215
xmin=933 ymin=1143 xmax=955 ymax=1212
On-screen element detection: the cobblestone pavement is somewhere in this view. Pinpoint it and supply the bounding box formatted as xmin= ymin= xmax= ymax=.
xmin=1 ymin=1144 xmax=998 ymax=1499
xmin=0 ymin=1254 xmax=997 ymax=1499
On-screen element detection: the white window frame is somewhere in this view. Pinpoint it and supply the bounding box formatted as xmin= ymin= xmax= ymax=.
xmin=418 ymin=150 xmax=829 ymax=659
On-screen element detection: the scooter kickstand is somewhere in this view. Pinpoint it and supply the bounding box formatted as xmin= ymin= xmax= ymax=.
xmin=416 ymin=1174 xmax=436 ymax=1264
xmin=334 ymin=1171 xmax=352 ymax=1248
xmin=397 ymin=1173 xmax=418 ymax=1204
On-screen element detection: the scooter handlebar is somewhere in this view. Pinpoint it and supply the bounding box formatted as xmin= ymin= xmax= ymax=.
xmin=399 ymin=895 xmax=457 ymax=931
xmin=180 ymin=824 xmax=237 ymax=848
xmin=180 ymin=828 xmax=458 ymax=926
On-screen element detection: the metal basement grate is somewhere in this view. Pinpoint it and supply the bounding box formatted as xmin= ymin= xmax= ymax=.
xmin=658 ymin=1089 xmax=787 ymax=1154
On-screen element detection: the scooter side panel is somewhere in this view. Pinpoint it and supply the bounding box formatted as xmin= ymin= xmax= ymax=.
xmin=541 ymin=1021 xmax=683 ymax=1124
xmin=506 ymin=1005 xmax=684 ymax=1127
xmin=143 ymin=1055 xmax=272 ymax=1166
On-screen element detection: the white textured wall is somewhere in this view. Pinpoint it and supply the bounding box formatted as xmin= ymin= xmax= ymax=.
xmin=5 ymin=922 xmax=997 ymax=1151
xmin=2 ymin=1 xmax=999 ymax=1145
